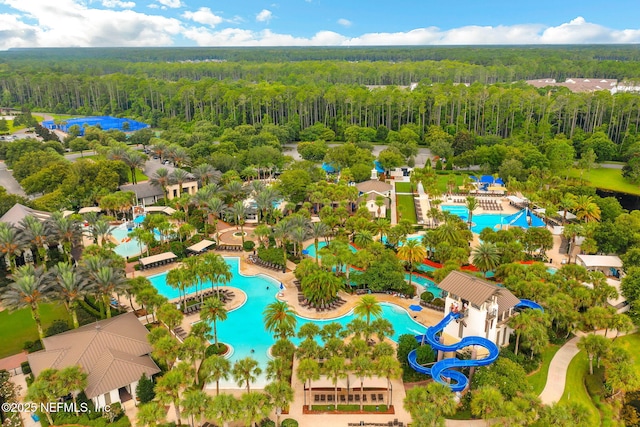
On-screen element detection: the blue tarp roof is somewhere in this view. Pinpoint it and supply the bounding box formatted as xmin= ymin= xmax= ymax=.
xmin=322 ymin=162 xmax=338 ymax=173
xmin=373 ymin=160 xmax=385 ymax=173
xmin=480 ymin=175 xmax=495 ymax=183
xmin=495 ymin=178 xmax=505 ymax=185
xmin=470 ymin=175 xmax=479 ymax=182
xmin=42 ymin=116 xmax=149 ymax=135
xmin=504 ymin=208 xmax=545 ymax=229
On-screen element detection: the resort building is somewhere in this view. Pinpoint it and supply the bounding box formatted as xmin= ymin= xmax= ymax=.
xmin=576 ymin=254 xmax=623 ymax=278
xmin=355 ymin=179 xmax=393 ymax=218
xmin=120 ymin=179 xmax=198 ymax=205
xmin=27 ymin=313 xmax=160 ymax=409
xmin=0 ymin=203 xmax=52 ymax=226
xmin=437 ymin=271 xmax=521 ymax=347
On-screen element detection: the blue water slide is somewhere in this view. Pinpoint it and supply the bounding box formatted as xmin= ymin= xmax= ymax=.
xmin=407 ymin=312 xmax=500 ymax=392
xmin=515 ymin=299 xmax=544 ymax=312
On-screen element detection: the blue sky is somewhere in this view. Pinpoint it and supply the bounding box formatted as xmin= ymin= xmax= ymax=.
xmin=0 ymin=0 xmax=639 ymax=49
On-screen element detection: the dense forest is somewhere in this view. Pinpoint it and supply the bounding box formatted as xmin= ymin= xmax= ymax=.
xmin=2 ymin=46 xmax=640 ymax=145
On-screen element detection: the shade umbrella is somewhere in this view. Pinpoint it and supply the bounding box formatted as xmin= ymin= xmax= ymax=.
xmin=409 ymin=304 xmax=423 ymax=312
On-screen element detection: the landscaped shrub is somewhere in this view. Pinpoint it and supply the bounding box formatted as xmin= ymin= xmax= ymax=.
xmin=420 ymin=292 xmax=434 ymax=303
xmin=259 ymin=419 xmax=275 ymax=427
xmin=258 ymin=247 xmax=285 ymax=267
xmin=431 ymin=298 xmax=445 ymax=308
xmin=136 ymin=373 xmax=155 ymax=404
xmin=23 ymin=340 xmax=43 ymax=353
xmin=45 ymin=319 xmax=71 ymax=337
xmin=205 ymin=343 xmax=228 ymax=357
xmin=20 ymin=361 xmax=31 ymax=375
xmin=281 ymin=419 xmax=298 ymax=427
xmin=243 ymin=240 xmax=255 ymax=251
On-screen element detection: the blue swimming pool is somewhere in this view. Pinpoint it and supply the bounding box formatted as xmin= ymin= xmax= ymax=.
xmin=441 ymin=205 xmax=509 ymax=234
xmin=303 ymin=241 xmax=356 ymax=259
xmin=112 ymin=224 xmax=144 ymax=258
xmin=149 ymin=257 xmax=428 ymax=389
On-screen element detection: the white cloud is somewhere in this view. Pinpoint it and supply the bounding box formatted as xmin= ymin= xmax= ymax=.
xmin=256 ymin=9 xmax=272 ymax=23
xmin=156 ymin=0 xmax=182 ymax=9
xmin=0 ymin=0 xmax=183 ymax=49
xmin=1 ymin=8 xmax=640 ymax=50
xmin=182 ymin=7 xmax=223 ymax=27
xmin=101 ymin=0 xmax=135 ymax=8
xmin=337 ymin=18 xmax=351 ymax=28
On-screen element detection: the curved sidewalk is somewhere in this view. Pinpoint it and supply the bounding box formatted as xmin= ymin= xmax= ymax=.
xmin=538 ymin=336 xmax=580 ymax=404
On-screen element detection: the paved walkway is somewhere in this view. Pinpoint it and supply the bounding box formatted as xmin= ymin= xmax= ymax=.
xmin=0 ymin=352 xmax=27 ymax=372
xmin=538 ymin=336 xmax=580 ymax=404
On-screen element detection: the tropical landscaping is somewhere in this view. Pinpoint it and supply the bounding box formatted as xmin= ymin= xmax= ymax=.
xmin=3 ymin=46 xmax=640 ymax=426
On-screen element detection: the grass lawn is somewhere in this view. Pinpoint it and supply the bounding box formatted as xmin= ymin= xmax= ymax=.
xmin=395 ymin=182 xmax=415 ymax=193
xmin=129 ymin=168 xmax=148 ymax=183
xmin=436 ymin=173 xmax=466 ymax=193
xmin=0 ymin=304 xmax=70 ymax=358
xmin=527 ymin=344 xmax=560 ymax=395
xmin=396 ymin=194 xmax=417 ymax=223
xmin=567 ymin=167 xmax=640 ymax=196
xmin=612 ymin=333 xmax=640 ymax=372
xmin=559 ymin=350 xmax=600 ymax=426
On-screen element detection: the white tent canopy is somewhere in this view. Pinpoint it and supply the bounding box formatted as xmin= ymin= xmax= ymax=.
xmin=506 ymin=195 xmax=526 ymax=204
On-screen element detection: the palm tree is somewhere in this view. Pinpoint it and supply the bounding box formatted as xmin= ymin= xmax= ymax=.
xmin=465 ymin=196 xmax=479 ymax=228
xmin=404 ymin=382 xmax=457 ymax=426
xmin=232 ymin=357 xmax=262 ymax=393
xmin=225 ymin=180 xmax=247 ymax=203
xmin=240 ymin=392 xmax=273 ymax=427
xmin=200 ymin=355 xmax=231 ymax=395
xmin=200 ymin=252 xmax=232 ymax=298
xmin=397 ymin=239 xmax=427 ymax=287
xmin=89 ymin=265 xmax=128 ymax=318
xmin=123 ymin=150 xmax=146 ymax=185
xmin=574 ymin=195 xmax=601 ymax=223
xmin=324 ymin=356 xmax=347 ymax=410
xmin=0 ymin=223 xmax=27 ymax=272
xmin=179 ymin=336 xmax=206 ymax=386
xmin=471 ymin=386 xmax=504 ymax=426
xmin=207 ymin=394 xmax=238 ymax=427
xmin=58 ymin=365 xmax=87 ymax=416
xmin=200 ymin=297 xmax=227 ymax=346
xmin=374 ymin=195 xmax=386 ymax=218
xmin=137 ymin=402 xmax=166 ymax=427
xmin=52 ymin=262 xmax=94 ymax=328
xmin=192 ymin=163 xmax=220 ymax=187
xmin=26 ymin=376 xmax=56 ymax=424
xmin=297 ymin=358 xmax=320 ymax=408
xmin=206 ymin=197 xmax=227 ymax=242
xmin=558 ymin=193 xmax=576 ymax=225
xmin=263 ymin=301 xmax=298 ymax=340
xmin=181 ymin=389 xmax=211 ymax=427
xmin=150 ymin=168 xmax=172 ymax=201
xmin=20 ymin=215 xmax=51 ymax=265
xmin=301 ymin=270 xmax=344 ymax=307
xmin=229 ymin=201 xmax=247 ymax=244
xmin=351 ymin=356 xmax=373 ymax=411
xmin=376 ymin=355 xmax=402 ymax=406
xmin=1 ymin=265 xmax=51 ymax=340
xmin=353 ymin=295 xmax=383 ymax=326
xmin=353 ymin=230 xmax=374 ymax=248
xmin=577 ymin=334 xmax=610 ymax=375
xmin=472 ymin=241 xmax=501 ymax=278
xmin=155 ymin=363 xmax=190 ymax=426
xmin=166 ymin=267 xmax=192 ymax=309
xmin=254 ymin=187 xmax=281 ymax=223
xmin=373 ymin=218 xmax=391 ymax=242
xmin=508 ymin=310 xmax=542 ymax=356
xmin=48 ymin=213 xmax=82 ymax=263
xmin=264 ymin=381 xmax=294 ymax=427
xmin=92 ymin=220 xmax=116 ymax=247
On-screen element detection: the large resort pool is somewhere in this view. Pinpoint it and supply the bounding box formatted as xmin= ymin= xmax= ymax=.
xmin=149 ymin=257 xmax=428 ymax=389
xmin=440 ymin=204 xmax=509 ymax=234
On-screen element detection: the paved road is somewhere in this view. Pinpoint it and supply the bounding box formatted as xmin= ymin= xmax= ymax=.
xmin=0 ymin=161 xmax=26 ymax=196
xmin=144 ymin=156 xmax=176 ymax=177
